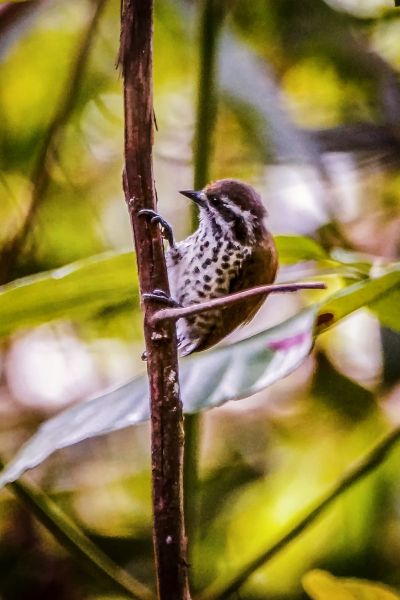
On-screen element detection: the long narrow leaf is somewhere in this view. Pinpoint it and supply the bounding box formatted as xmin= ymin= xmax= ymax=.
xmin=1 ymin=265 xmax=400 ymax=486
xmin=317 ymin=265 xmax=400 ymax=330
xmin=0 ymin=307 xmax=317 ymax=485
xmin=0 ymin=237 xmax=326 ymax=338
xmin=6 ymin=470 xmax=155 ymax=600
xmin=198 ymin=428 xmax=400 ymax=600
xmin=0 ymin=250 xmax=138 ymax=337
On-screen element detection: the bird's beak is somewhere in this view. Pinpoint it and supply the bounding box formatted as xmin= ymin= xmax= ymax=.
xmin=179 ymin=190 xmax=205 ymax=206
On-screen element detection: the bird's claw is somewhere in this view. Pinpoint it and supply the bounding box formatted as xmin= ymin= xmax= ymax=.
xmin=138 ymin=209 xmax=175 ymax=247
xmin=142 ymin=289 xmax=181 ymax=307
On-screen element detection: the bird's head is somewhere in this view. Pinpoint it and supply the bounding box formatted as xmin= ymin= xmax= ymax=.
xmin=179 ymin=179 xmax=267 ymax=244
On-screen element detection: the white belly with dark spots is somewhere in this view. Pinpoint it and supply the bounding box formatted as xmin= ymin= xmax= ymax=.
xmin=166 ymin=232 xmax=251 ymax=356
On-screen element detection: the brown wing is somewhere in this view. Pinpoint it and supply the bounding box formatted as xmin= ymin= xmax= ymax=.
xmin=195 ymin=232 xmax=278 ymax=353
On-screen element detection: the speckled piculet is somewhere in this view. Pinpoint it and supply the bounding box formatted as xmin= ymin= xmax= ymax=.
xmin=140 ymin=179 xmax=278 ymax=356
xmin=156 ymin=178 xmax=278 ymax=356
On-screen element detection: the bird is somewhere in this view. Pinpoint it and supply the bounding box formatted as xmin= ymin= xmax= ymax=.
xmin=140 ymin=179 xmax=278 ymax=357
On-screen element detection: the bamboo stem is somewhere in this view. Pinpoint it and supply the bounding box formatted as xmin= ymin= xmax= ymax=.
xmin=184 ymin=0 xmax=227 ymax=568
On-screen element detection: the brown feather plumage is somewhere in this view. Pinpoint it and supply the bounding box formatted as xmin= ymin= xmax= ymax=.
xmin=166 ymin=179 xmax=278 ymax=356
xmin=194 ymin=232 xmax=278 ymax=352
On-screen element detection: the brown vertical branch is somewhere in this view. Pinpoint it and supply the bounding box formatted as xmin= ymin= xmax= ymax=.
xmin=119 ymin=2 xmax=190 ymax=599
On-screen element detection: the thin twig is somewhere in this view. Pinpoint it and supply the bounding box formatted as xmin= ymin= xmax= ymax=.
xmin=151 ymin=282 xmax=326 ymax=325
xmin=119 ymin=1 xmax=190 ymax=599
xmin=0 ymin=0 xmax=106 ymax=284
xmin=196 ymin=426 xmax=400 ymax=600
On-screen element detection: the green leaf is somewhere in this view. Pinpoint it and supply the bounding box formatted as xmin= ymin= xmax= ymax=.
xmin=303 ymin=569 xmax=400 ymax=600
xmin=0 ymin=250 xmax=138 ymax=337
xmin=370 ymin=288 xmax=400 ymax=332
xmin=0 ymin=307 xmax=317 ymax=485
xmin=1 ymin=263 xmax=400 ymax=486
xmin=275 ymin=235 xmax=327 ymax=264
xmin=317 ymin=265 xmax=400 ymax=331
xmin=0 ymin=238 xmax=319 ymax=338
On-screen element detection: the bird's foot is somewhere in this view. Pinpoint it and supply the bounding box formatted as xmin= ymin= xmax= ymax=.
xmin=142 ymin=289 xmax=181 ymax=307
xmin=141 ymin=290 xmax=181 ymax=359
xmin=138 ymin=209 xmax=175 ymax=247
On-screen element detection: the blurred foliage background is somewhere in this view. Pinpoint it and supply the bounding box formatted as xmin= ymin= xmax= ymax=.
xmin=1 ymin=0 xmax=400 ymax=598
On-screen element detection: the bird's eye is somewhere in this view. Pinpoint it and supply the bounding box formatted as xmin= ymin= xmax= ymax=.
xmin=208 ymin=196 xmax=218 ymax=204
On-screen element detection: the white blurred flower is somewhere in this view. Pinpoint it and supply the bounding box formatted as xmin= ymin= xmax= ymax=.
xmin=319 ymin=310 xmax=383 ymax=388
xmin=5 ymin=325 xmax=100 ymax=410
